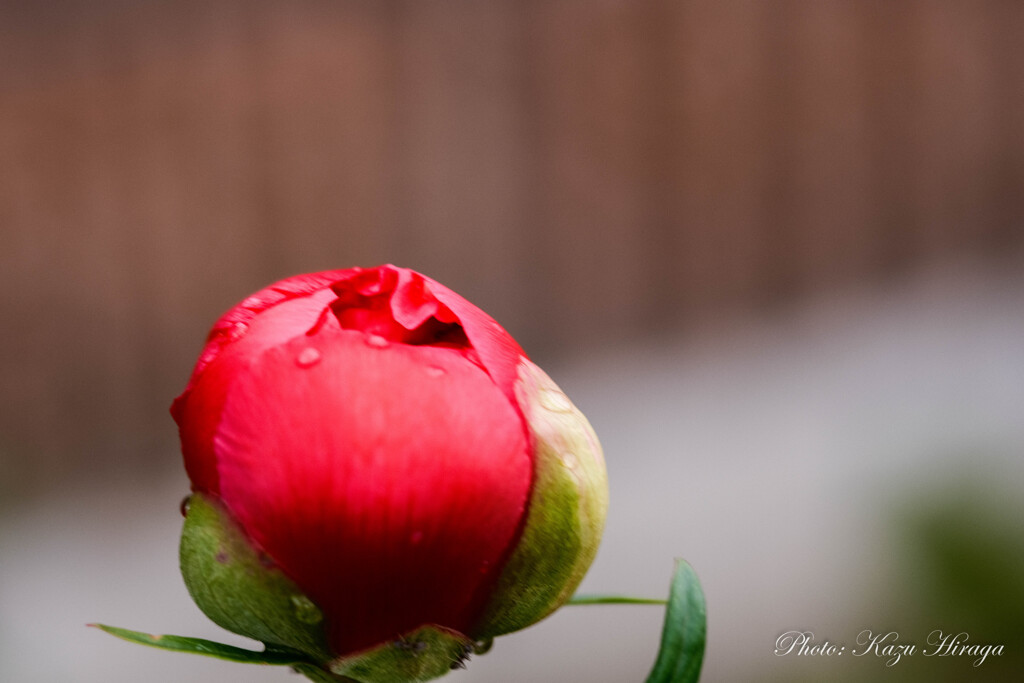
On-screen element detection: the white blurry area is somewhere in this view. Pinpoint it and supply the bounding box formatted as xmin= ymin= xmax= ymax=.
xmin=1 ymin=259 xmax=1022 ymax=683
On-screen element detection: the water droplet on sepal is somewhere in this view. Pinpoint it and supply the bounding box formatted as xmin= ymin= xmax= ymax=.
xmin=290 ymin=595 xmax=323 ymax=625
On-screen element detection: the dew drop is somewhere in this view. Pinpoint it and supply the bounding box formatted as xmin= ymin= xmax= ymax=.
xmin=227 ymin=321 xmax=249 ymax=341
xmin=425 ymin=366 xmax=446 ymax=378
xmin=561 ymin=452 xmax=579 ymax=470
xmin=539 ymin=388 xmax=573 ymax=413
xmin=365 ymin=334 xmax=389 ymax=349
xmin=179 ymin=495 xmax=192 ymax=517
xmin=296 ymin=347 xmax=322 ymax=367
xmin=290 ymin=595 xmax=323 ymax=625
xmin=410 ymin=530 xmax=424 ymax=545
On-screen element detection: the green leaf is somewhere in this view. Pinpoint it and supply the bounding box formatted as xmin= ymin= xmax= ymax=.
xmin=644 ymin=560 xmax=707 ymax=683
xmin=89 ymin=624 xmax=309 ymax=666
xmin=567 ymin=594 xmax=667 ymax=606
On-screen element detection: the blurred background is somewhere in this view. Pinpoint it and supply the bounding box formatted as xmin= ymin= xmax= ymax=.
xmin=1 ymin=0 xmax=1023 ymax=681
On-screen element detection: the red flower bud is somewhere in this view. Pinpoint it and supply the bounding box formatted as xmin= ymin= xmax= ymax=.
xmin=173 ymin=266 xmax=607 ymax=682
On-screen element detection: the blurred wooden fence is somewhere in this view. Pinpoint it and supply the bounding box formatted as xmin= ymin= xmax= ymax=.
xmin=2 ymin=0 xmax=1023 ymax=496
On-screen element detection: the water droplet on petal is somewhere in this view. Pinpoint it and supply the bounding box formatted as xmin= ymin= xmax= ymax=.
xmin=227 ymin=321 xmax=248 ymax=341
xmin=365 ymin=334 xmax=389 ymax=349
xmin=540 ymin=388 xmax=573 ymax=413
xmin=179 ymin=495 xmax=192 ymax=517
xmin=296 ymin=347 xmax=322 ymax=367
xmin=561 ymin=452 xmax=579 ymax=470
xmin=425 ymin=366 xmax=445 ymax=378
xmin=410 ymin=530 xmax=424 ymax=545
xmin=290 ymin=595 xmax=323 ymax=625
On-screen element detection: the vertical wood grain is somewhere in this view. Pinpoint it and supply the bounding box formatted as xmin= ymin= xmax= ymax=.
xmin=1 ymin=0 xmax=1023 ymax=492
xmin=391 ymin=0 xmax=529 ymax=338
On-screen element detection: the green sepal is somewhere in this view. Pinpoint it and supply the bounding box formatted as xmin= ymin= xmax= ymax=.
xmin=645 ymin=560 xmax=707 ymax=683
xmin=180 ymin=493 xmax=476 ymax=683
xmin=179 ymin=493 xmax=332 ymax=663
xmin=88 ymin=623 xmax=310 ymax=665
xmin=473 ymin=361 xmax=609 ymax=637
xmin=327 ymin=625 xmax=475 ymax=683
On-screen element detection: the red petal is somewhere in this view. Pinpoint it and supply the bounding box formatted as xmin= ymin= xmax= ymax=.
xmin=174 ymin=287 xmax=340 ymax=495
xmin=174 ymin=266 xmax=535 ymax=652
xmin=416 ymin=271 xmax=527 ymax=404
xmin=182 ymin=270 xmax=350 ymax=392
xmin=174 ymin=266 xmax=528 ymax=428
xmin=211 ymin=328 xmax=531 ymax=655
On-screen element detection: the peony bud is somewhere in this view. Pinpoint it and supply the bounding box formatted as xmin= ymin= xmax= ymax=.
xmin=172 ymin=265 xmax=607 ymax=682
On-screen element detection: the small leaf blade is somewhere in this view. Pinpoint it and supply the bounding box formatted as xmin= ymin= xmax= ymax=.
xmin=567 ymin=594 xmax=667 ymax=606
xmin=89 ymin=624 xmax=308 ymax=666
xmin=644 ymin=560 xmax=707 ymax=683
